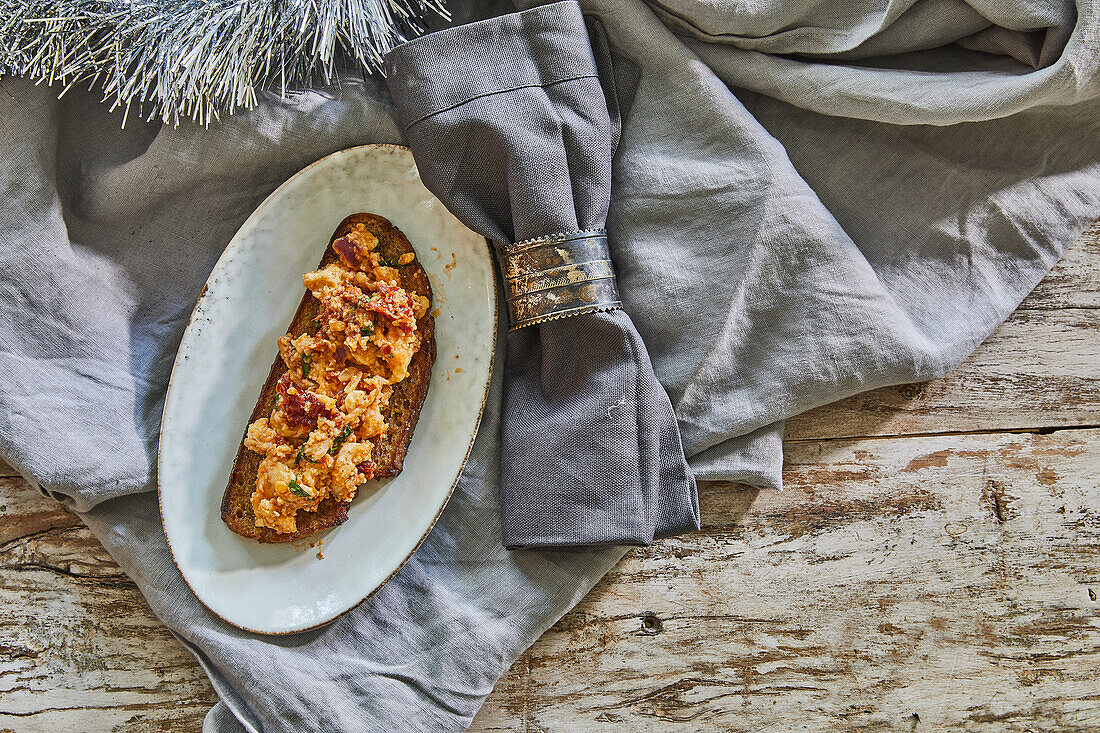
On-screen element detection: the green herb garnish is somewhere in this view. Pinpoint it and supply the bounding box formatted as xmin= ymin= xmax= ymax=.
xmin=379 ymin=255 xmax=397 ymax=268
xmin=294 ymin=444 xmax=318 ymax=466
xmin=301 ymin=353 xmax=312 ymax=378
xmin=311 ymin=317 xmax=322 ymax=329
xmin=329 ymin=426 xmax=353 ymax=455
xmin=287 ymin=480 xmax=310 ymax=498
xmin=360 ymin=322 xmax=375 ymax=337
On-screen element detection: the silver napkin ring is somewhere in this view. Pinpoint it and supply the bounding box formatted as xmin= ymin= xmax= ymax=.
xmin=501 ymin=230 xmax=623 ymax=330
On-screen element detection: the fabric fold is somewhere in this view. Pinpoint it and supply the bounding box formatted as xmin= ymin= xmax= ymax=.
xmin=385 ymin=0 xmax=701 ymax=547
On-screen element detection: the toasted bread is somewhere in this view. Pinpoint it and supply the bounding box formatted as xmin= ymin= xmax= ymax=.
xmin=221 ymin=213 xmax=435 ymax=543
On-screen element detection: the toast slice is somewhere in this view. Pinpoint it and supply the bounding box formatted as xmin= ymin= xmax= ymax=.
xmin=221 ymin=213 xmax=435 ymax=543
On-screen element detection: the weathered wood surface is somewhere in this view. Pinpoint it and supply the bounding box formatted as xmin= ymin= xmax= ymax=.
xmin=786 ymin=221 xmax=1100 ymax=441
xmin=0 ymin=220 xmax=1097 ymax=732
xmin=472 ymin=429 xmax=1100 ymax=732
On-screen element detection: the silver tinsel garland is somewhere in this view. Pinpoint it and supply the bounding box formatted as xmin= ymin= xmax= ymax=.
xmin=0 ymin=0 xmax=448 ymax=125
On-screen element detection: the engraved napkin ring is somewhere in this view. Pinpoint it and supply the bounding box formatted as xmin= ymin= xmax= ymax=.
xmin=501 ymin=230 xmax=623 ymax=330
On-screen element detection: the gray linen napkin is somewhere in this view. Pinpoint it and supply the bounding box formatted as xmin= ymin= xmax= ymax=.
xmin=0 ymin=0 xmax=1098 ymax=730
xmin=385 ymin=1 xmax=700 ymax=547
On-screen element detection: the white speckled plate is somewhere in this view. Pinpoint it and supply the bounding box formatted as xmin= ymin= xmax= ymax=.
xmin=158 ymin=145 xmax=495 ymax=635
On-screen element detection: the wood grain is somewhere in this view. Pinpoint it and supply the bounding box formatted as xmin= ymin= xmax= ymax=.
xmin=1 ymin=219 xmax=1098 ymax=732
xmin=471 ymin=429 xmax=1100 ymax=732
xmin=0 ymin=473 xmax=216 ymax=732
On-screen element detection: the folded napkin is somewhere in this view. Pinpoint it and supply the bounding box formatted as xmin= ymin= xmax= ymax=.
xmin=385 ymin=0 xmax=699 ymax=547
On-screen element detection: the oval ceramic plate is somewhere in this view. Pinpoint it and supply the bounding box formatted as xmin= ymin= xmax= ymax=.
xmin=159 ymin=145 xmax=495 ymax=634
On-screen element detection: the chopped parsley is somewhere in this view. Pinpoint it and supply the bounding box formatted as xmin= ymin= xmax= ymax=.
xmin=379 ymin=254 xmax=397 ymax=268
xmin=311 ymin=317 xmax=322 ymax=330
xmin=287 ymin=480 xmax=310 ymax=498
xmin=360 ymin=322 xmax=375 ymax=337
xmin=329 ymin=426 xmax=354 ymax=455
xmin=301 ymin=353 xmax=313 ymax=378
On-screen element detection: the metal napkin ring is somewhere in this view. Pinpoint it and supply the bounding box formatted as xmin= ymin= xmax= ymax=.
xmin=501 ymin=230 xmax=623 ymax=330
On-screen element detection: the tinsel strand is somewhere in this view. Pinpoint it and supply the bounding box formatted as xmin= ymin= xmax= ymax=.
xmin=0 ymin=0 xmax=448 ymax=125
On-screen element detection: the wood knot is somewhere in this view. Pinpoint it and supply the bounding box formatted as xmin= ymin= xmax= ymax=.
xmin=640 ymin=613 xmax=663 ymax=635
xmin=984 ymin=479 xmax=1013 ymax=524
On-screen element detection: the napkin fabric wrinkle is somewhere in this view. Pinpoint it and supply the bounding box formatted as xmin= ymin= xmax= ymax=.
xmin=0 ymin=0 xmax=1097 ymax=730
xmin=385 ymin=3 xmax=699 ymax=547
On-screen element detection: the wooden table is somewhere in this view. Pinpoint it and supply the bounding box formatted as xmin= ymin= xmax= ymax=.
xmin=2 ymin=222 xmax=1097 ymax=732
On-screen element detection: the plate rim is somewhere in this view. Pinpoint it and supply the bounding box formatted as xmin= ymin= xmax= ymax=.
xmin=156 ymin=143 xmax=497 ymax=635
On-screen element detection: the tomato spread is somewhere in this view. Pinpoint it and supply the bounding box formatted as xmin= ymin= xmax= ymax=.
xmin=242 ymin=224 xmax=429 ymax=533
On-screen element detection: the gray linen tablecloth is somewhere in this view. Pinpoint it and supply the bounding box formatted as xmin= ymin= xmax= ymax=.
xmin=1 ymin=0 xmax=1098 ymax=730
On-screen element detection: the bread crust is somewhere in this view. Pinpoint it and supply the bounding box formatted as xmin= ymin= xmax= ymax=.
xmin=220 ymin=214 xmax=435 ymax=543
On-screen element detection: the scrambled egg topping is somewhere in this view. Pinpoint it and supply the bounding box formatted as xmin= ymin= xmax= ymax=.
xmin=242 ymin=224 xmax=429 ymax=533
